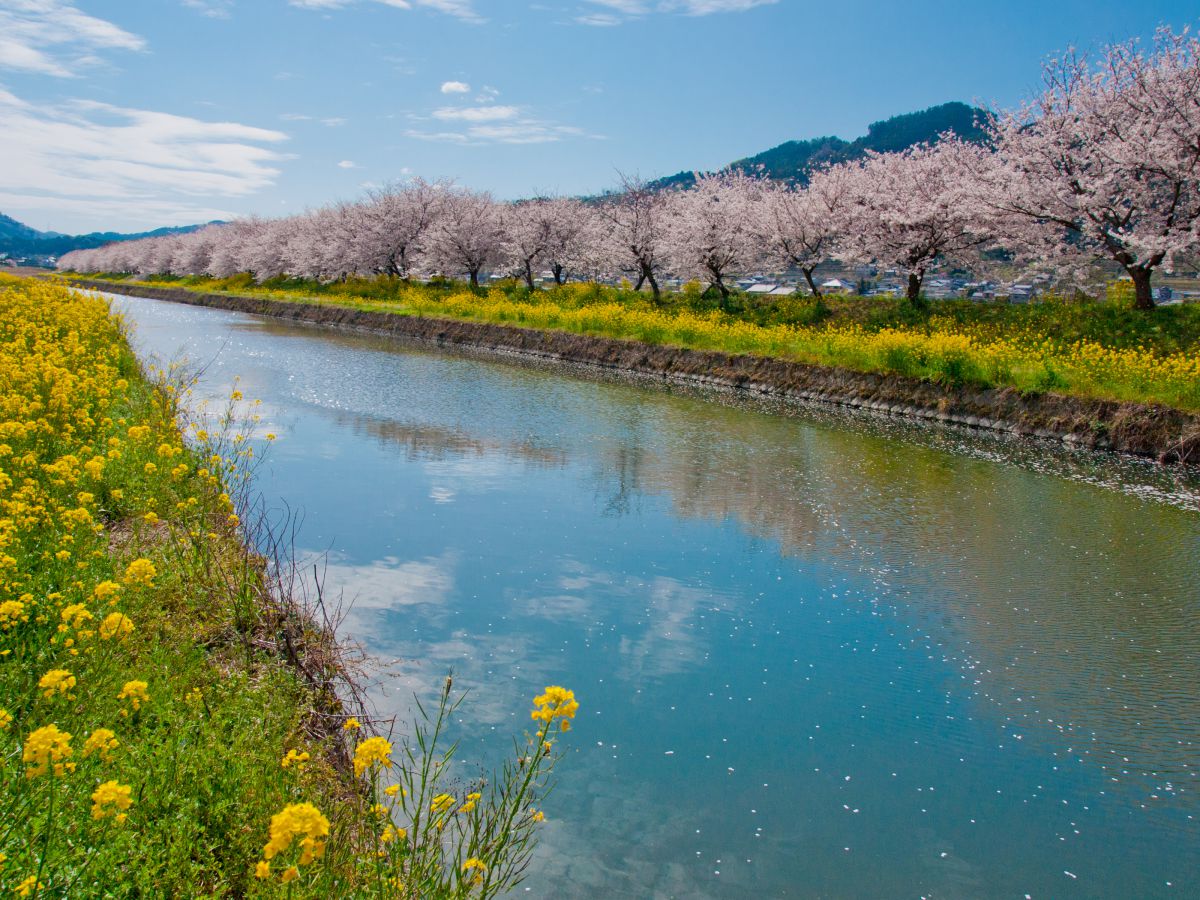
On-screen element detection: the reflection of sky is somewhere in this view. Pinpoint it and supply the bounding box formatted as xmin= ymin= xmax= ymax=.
xmin=114 ymin=294 xmax=1200 ymax=899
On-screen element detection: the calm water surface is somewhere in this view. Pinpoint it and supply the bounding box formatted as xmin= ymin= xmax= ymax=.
xmin=111 ymin=294 xmax=1200 ymax=899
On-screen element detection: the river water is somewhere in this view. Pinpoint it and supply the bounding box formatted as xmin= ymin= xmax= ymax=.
xmin=110 ymin=293 xmax=1200 ymax=899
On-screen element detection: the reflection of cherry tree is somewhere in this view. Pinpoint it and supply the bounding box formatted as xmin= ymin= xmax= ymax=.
xmin=978 ymin=28 xmax=1200 ymax=309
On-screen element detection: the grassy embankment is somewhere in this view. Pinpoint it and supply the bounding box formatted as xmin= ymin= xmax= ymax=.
xmin=0 ymin=274 xmax=575 ymax=898
xmin=76 ymin=273 xmax=1200 ymax=413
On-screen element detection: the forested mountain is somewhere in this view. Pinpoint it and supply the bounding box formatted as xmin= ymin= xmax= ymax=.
xmin=648 ymin=101 xmax=988 ymax=191
xmin=0 ymin=214 xmax=213 ymax=261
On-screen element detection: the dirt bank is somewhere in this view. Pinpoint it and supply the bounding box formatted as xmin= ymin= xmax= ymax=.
xmin=74 ymin=278 xmax=1200 ymax=466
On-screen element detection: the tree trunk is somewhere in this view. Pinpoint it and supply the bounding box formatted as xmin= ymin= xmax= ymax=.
xmin=1128 ymin=266 xmax=1156 ymax=310
xmin=552 ymin=264 xmax=566 ymax=286
xmin=469 ymin=269 xmax=480 ymax=289
xmin=644 ymin=267 xmax=661 ymax=304
xmin=523 ymin=259 xmax=536 ymax=291
xmin=633 ymin=272 xmax=646 ymax=291
xmin=715 ymin=278 xmax=730 ymax=311
xmin=907 ymin=271 xmax=926 ymax=307
xmin=802 ymin=268 xmax=822 ymax=299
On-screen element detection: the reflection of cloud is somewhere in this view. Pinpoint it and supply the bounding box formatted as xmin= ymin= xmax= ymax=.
xmin=319 ymin=551 xmax=456 ymax=612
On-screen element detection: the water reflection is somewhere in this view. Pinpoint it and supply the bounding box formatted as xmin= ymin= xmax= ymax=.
xmin=115 ymin=294 xmax=1200 ymax=899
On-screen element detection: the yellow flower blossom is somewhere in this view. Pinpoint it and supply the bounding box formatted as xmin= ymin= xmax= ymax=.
xmin=83 ymin=728 xmax=119 ymax=762
xmin=23 ymin=724 xmax=74 ymax=778
xmin=123 ymin=558 xmax=156 ymax=586
xmin=98 ymin=612 xmax=134 ymax=640
xmin=15 ymin=876 xmax=45 ymax=897
xmin=281 ymin=749 xmax=310 ymax=770
xmin=531 ymin=685 xmax=579 ymax=730
xmin=39 ymin=668 xmax=77 ymax=700
xmin=262 ymin=802 xmax=330 ymax=865
xmin=118 ymin=680 xmax=149 ymax=711
xmin=352 ymin=736 xmax=392 ymax=776
xmin=91 ymin=780 xmax=133 ymax=822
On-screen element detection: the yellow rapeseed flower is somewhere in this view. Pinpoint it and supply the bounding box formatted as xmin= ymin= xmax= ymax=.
xmin=83 ymin=728 xmax=119 ymax=762
xmin=98 ymin=612 xmax=134 ymax=640
xmin=91 ymin=780 xmax=133 ymax=822
xmin=352 ymin=736 xmax=392 ymax=776
xmin=531 ymin=685 xmax=579 ymax=730
xmin=39 ymin=668 xmax=77 ymax=700
xmin=262 ymin=802 xmax=330 ymax=865
xmin=118 ymin=680 xmax=149 ymax=711
xmin=123 ymin=558 xmax=156 ymax=586
xmin=23 ymin=724 xmax=74 ymax=778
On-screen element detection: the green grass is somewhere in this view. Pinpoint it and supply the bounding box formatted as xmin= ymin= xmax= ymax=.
xmin=2 ymin=275 xmax=576 ymax=898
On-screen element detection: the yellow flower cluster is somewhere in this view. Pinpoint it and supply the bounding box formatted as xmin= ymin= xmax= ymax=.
xmin=395 ymin=288 xmax=1200 ymax=410
xmin=23 ymin=724 xmax=75 ymax=778
xmin=257 ymin=802 xmax=329 ymax=882
xmin=91 ymin=780 xmax=133 ymax=823
xmin=531 ymin=685 xmax=580 ymax=730
xmin=352 ymin=736 xmax=393 ymax=777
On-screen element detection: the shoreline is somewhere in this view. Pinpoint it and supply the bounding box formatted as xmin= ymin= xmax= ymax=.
xmin=72 ymin=277 xmax=1200 ymax=467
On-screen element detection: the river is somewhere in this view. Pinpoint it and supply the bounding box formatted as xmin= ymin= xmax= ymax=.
xmin=110 ymin=292 xmax=1200 ymax=899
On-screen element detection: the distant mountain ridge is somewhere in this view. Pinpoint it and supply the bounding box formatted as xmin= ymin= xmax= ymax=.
xmin=0 ymin=213 xmax=215 ymax=260
xmin=648 ymin=101 xmax=989 ymax=191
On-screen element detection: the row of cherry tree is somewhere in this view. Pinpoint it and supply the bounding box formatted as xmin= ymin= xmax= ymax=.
xmin=61 ymin=28 xmax=1200 ymax=310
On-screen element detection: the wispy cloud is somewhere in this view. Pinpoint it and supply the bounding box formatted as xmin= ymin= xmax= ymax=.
xmin=431 ymin=104 xmax=518 ymax=122
xmin=337 ymin=159 xmax=357 ymax=168
xmin=0 ymin=86 xmax=288 ymax=230
xmin=440 ymin=80 xmax=470 ymax=93
xmin=578 ymin=0 xmax=776 ymax=24
xmin=181 ymin=0 xmax=234 ymax=18
xmin=288 ymin=0 xmax=483 ymax=23
xmin=0 ymin=0 xmax=144 ymax=77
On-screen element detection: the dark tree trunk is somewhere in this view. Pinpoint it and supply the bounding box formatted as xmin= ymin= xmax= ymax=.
xmin=714 ymin=278 xmax=730 ymax=311
xmin=907 ymin=271 xmax=926 ymax=307
xmin=802 ymin=268 xmax=822 ymax=299
xmin=1128 ymin=266 xmax=1156 ymax=310
xmin=552 ymin=264 xmax=566 ymax=286
xmin=643 ymin=266 xmax=661 ymax=304
xmin=633 ymin=272 xmax=646 ymax=291
xmin=523 ymin=259 xmax=536 ymax=291
xmin=469 ymin=269 xmax=480 ymax=289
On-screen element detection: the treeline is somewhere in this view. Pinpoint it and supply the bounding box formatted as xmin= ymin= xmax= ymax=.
xmin=61 ymin=28 xmax=1200 ymax=311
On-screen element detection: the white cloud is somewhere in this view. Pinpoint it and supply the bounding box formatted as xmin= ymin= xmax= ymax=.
xmin=181 ymin=0 xmax=234 ymax=18
xmin=288 ymin=0 xmax=482 ymax=23
xmin=440 ymin=80 xmax=470 ymax=93
xmin=0 ymin=0 xmax=144 ymax=77
xmin=580 ymin=0 xmax=776 ymax=23
xmin=337 ymin=159 xmax=357 ymax=168
xmin=0 ymin=86 xmax=288 ymax=231
xmin=431 ymin=104 xmax=518 ymax=122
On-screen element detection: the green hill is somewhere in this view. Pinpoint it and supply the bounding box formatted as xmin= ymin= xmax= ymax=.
xmin=649 ymin=101 xmax=988 ymax=191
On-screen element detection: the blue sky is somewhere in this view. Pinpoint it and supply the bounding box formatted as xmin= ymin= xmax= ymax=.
xmin=0 ymin=0 xmax=1196 ymax=233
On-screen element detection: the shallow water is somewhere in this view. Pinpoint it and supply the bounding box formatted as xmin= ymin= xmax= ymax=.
xmin=111 ymin=293 xmax=1200 ymax=899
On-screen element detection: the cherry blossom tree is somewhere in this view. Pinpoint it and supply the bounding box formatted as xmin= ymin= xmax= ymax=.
xmin=980 ymin=27 xmax=1200 ymax=309
xmin=664 ymin=170 xmax=763 ymax=307
xmin=838 ymin=138 xmax=992 ymax=305
xmin=594 ymin=173 xmax=670 ymax=302
xmin=426 ymin=188 xmax=504 ymax=288
xmin=757 ymin=165 xmax=851 ymax=299
xmin=360 ymin=178 xmax=448 ymax=278
xmin=502 ymin=196 xmax=598 ymax=289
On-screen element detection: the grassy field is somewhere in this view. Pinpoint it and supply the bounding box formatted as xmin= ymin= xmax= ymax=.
xmin=78 ymin=272 xmax=1200 ymax=413
xmin=0 ymin=274 xmax=574 ymax=898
